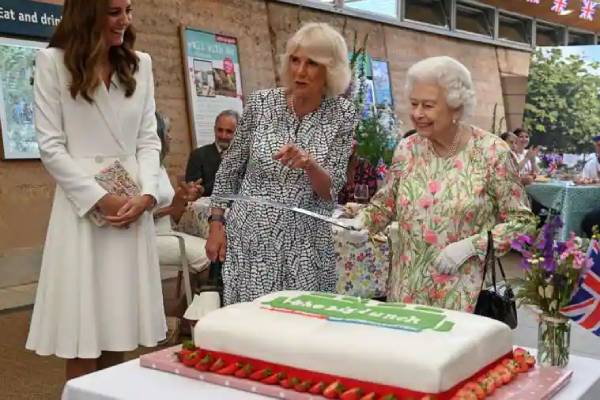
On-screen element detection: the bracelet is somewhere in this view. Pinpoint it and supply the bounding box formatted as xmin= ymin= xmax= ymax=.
xmin=208 ymin=214 xmax=226 ymax=225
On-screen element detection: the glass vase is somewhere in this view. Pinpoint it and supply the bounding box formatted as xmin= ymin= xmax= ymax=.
xmin=537 ymin=314 xmax=571 ymax=368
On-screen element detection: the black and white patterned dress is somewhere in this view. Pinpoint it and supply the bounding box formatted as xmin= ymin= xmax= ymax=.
xmin=211 ymin=88 xmax=358 ymax=305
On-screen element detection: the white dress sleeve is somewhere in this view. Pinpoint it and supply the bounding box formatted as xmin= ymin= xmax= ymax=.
xmin=34 ymin=49 xmax=107 ymax=217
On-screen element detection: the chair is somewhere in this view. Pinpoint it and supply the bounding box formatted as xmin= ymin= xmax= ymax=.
xmin=156 ymin=230 xmax=210 ymax=306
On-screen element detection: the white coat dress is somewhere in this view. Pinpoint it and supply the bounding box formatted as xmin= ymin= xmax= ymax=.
xmin=26 ymin=47 xmax=167 ymax=359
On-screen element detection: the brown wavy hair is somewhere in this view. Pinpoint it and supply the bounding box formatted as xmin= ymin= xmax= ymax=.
xmin=49 ymin=0 xmax=139 ymax=103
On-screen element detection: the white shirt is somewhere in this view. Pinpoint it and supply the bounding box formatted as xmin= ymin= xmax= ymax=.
xmin=514 ymin=150 xmax=538 ymax=175
xmin=581 ymin=157 xmax=600 ymax=180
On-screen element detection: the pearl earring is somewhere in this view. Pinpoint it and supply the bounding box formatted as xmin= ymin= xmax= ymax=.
xmin=452 ymin=118 xmax=458 ymax=125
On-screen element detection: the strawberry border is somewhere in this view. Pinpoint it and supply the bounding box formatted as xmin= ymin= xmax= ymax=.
xmin=175 ymin=346 xmax=536 ymax=400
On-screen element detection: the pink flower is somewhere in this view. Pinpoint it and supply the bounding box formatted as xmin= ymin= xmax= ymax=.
xmin=418 ymin=196 xmax=433 ymax=210
xmin=454 ymin=159 xmax=464 ymax=171
xmin=403 ymin=295 xmax=414 ymax=304
xmin=432 ymin=273 xmax=452 ymax=284
xmin=400 ymin=197 xmax=410 ymax=207
xmin=424 ymin=229 xmax=438 ymax=245
xmin=399 ymin=254 xmax=411 ymax=264
xmin=465 ymin=210 xmax=475 ymax=223
xmin=428 ymin=180 xmax=442 ymax=195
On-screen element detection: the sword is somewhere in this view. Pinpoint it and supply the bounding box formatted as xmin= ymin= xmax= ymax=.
xmin=213 ymin=194 xmax=360 ymax=231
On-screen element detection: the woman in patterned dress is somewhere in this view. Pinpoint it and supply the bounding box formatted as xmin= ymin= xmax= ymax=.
xmin=360 ymin=56 xmax=536 ymax=312
xmin=205 ymin=23 xmax=359 ymax=305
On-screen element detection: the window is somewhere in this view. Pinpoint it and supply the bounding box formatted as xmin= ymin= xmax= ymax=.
xmin=344 ymin=0 xmax=398 ymax=19
xmin=568 ymin=30 xmax=595 ymax=46
xmin=456 ymin=1 xmax=494 ymax=37
xmin=404 ymin=0 xmax=451 ymax=28
xmin=498 ymin=13 xmax=531 ymax=44
xmin=536 ymin=22 xmax=564 ymax=46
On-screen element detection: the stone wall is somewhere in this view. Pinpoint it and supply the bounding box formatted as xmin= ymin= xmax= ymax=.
xmin=0 ymin=0 xmax=531 ymax=286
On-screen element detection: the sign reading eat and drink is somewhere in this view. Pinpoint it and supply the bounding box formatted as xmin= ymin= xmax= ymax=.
xmin=0 ymin=0 xmax=63 ymax=39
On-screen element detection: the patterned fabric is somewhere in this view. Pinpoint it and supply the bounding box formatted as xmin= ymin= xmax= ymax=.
xmin=363 ymin=126 xmax=536 ymax=311
xmin=334 ymin=226 xmax=390 ymax=298
xmin=211 ymin=88 xmax=359 ymax=305
xmin=526 ymin=181 xmax=600 ymax=240
xmin=337 ymin=157 xmax=378 ymax=204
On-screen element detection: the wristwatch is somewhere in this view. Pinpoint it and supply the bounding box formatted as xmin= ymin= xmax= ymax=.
xmin=208 ymin=214 xmax=226 ymax=225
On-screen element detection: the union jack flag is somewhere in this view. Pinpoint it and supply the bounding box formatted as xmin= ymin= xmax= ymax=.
xmin=526 ymin=0 xmax=540 ymax=4
xmin=551 ymin=0 xmax=569 ymax=13
xmin=580 ymin=0 xmax=598 ymax=20
xmin=561 ymin=243 xmax=600 ymax=336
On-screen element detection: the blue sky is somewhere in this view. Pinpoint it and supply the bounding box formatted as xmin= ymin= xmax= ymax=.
xmin=343 ymin=0 xmax=397 ymax=17
xmin=540 ymin=45 xmax=600 ymax=75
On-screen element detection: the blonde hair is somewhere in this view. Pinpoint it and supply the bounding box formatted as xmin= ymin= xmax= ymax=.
xmin=405 ymin=56 xmax=476 ymax=120
xmin=280 ymin=23 xmax=351 ymax=98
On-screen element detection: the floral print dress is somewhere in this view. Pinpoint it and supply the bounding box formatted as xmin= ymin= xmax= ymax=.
xmin=363 ymin=127 xmax=536 ymax=312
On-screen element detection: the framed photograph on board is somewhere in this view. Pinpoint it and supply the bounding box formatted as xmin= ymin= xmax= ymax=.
xmin=371 ymin=58 xmax=394 ymax=107
xmin=0 ymin=37 xmax=47 ymax=160
xmin=180 ymin=27 xmax=244 ymax=148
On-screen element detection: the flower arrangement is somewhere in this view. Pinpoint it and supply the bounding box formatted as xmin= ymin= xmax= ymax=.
xmin=540 ymin=153 xmax=564 ymax=176
xmin=346 ymin=32 xmax=401 ymax=168
xmin=511 ymin=216 xmax=594 ymax=316
xmin=510 ymin=216 xmax=598 ymax=366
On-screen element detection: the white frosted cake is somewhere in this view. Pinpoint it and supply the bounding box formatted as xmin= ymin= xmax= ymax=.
xmin=191 ymin=291 xmax=524 ymax=399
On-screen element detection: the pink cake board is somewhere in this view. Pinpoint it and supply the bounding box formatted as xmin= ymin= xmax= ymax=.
xmin=140 ymin=346 xmax=573 ymax=400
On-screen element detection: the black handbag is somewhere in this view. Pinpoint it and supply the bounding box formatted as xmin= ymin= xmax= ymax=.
xmin=474 ymin=231 xmax=518 ymax=329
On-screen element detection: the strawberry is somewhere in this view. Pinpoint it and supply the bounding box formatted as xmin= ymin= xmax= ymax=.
xmin=176 ymin=348 xmax=192 ymax=362
xmin=234 ymin=363 xmax=253 ymax=378
xmin=323 ymin=381 xmax=345 ymax=399
xmin=309 ymin=381 xmax=326 ymax=394
xmin=194 ymin=354 xmax=214 ymax=371
xmin=294 ymin=379 xmax=312 ymax=392
xmin=489 ymin=371 xmax=503 ymax=387
xmin=464 ymin=382 xmax=485 ymax=400
xmin=420 ymin=396 xmax=435 ymax=400
xmin=209 ymin=358 xmax=226 ymax=372
xmin=340 ymin=387 xmax=364 ymax=400
xmin=380 ymin=395 xmax=398 ymax=400
xmin=513 ymin=347 xmax=527 ymax=359
xmin=262 ymin=372 xmax=285 ymax=385
xmin=454 ymin=389 xmax=476 ymax=400
xmin=280 ymin=376 xmax=300 ymax=389
xmin=216 ymin=362 xmax=241 ymax=375
xmin=525 ymin=354 xmax=536 ymax=367
xmin=483 ymin=377 xmax=496 ymax=395
xmin=359 ymin=392 xmax=376 ymax=400
xmin=181 ymin=340 xmax=196 ymax=350
xmin=249 ymin=368 xmax=272 ymax=380
xmin=182 ymin=350 xmax=202 ymax=367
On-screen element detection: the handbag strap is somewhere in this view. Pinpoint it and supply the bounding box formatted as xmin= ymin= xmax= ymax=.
xmin=480 ymin=231 xmax=510 ymax=293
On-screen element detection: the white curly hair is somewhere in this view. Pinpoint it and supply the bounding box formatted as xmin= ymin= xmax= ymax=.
xmin=405 ymin=56 xmax=476 ymax=119
xmin=279 ymin=22 xmax=351 ymax=98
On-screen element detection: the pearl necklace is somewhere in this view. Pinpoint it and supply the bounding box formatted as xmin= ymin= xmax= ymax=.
xmin=432 ymin=127 xmax=462 ymax=159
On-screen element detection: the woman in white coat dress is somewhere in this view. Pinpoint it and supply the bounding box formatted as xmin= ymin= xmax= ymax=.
xmin=26 ymin=0 xmax=166 ymax=379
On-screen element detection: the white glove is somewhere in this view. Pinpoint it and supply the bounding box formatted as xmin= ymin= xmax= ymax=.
xmin=345 ymin=228 xmax=370 ymax=244
xmin=435 ymin=238 xmax=477 ymax=275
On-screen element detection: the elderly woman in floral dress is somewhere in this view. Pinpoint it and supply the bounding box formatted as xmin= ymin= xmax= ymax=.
xmin=359 ymin=56 xmax=536 ymax=312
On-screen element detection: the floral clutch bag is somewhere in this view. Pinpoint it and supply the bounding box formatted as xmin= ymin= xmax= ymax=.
xmin=89 ymin=160 xmax=140 ymax=227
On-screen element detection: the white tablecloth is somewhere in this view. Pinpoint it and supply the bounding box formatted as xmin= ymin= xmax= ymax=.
xmin=63 ymin=350 xmax=600 ymax=400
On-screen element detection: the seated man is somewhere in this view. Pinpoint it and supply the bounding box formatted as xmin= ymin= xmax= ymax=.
xmin=185 ymin=110 xmax=239 ymax=196
xmin=581 ymin=135 xmax=600 ymax=181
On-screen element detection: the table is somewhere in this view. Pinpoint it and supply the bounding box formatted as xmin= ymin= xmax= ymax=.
xmin=525 ymin=181 xmax=600 ymax=240
xmin=62 ymin=351 xmax=600 ymax=400
xmin=176 ymin=199 xmax=390 ymax=299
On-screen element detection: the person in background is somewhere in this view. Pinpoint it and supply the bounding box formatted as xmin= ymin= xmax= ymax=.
xmin=513 ymin=127 xmax=540 ymax=177
xmin=184 ymin=110 xmax=239 ymax=196
xmin=357 ymin=56 xmax=536 ymax=312
xmin=205 ymin=22 xmax=358 ymax=305
xmin=580 ymin=135 xmax=600 ymax=181
xmin=500 ymin=131 xmax=518 ymax=153
xmin=153 ymin=112 xmax=206 ymax=344
xmin=27 ymin=0 xmax=166 ymax=379
xmin=337 ymin=140 xmax=377 ymax=205
xmin=501 ymin=131 xmax=534 ymax=185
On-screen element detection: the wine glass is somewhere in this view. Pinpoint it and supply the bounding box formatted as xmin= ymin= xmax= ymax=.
xmin=353 ymin=184 xmax=370 ymax=204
